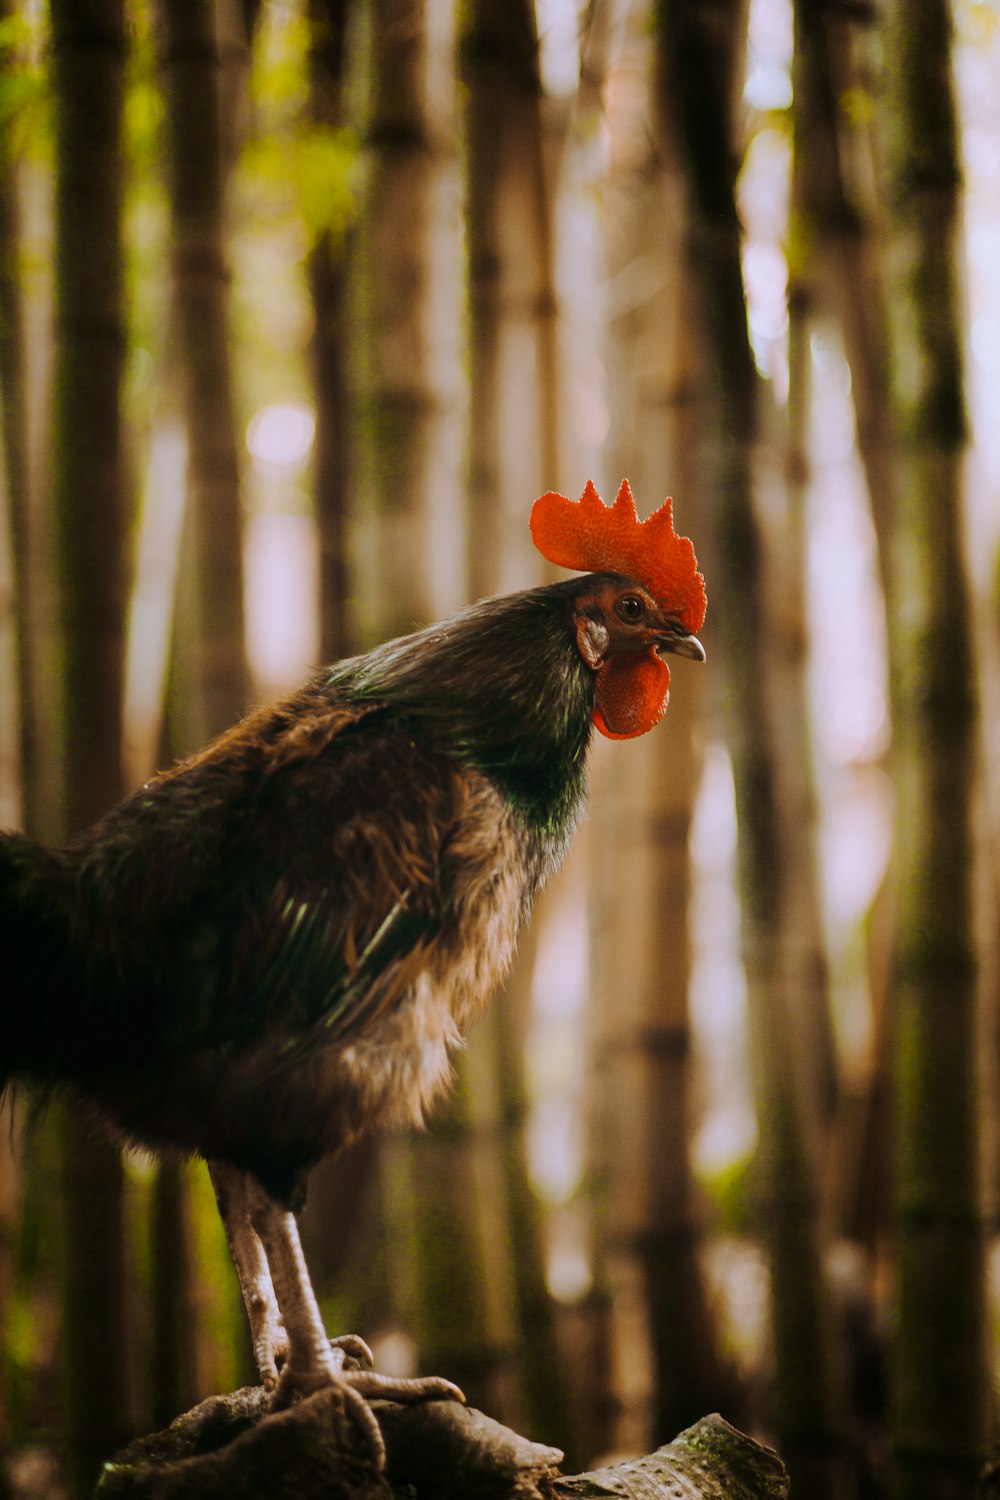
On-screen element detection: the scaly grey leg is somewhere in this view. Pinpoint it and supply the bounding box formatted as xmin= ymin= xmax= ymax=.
xmin=244 ymin=1173 xmax=465 ymax=1469
xmin=208 ymin=1160 xmax=288 ymax=1389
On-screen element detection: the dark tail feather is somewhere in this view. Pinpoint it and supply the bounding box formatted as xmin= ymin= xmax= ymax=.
xmin=0 ymin=830 xmax=74 ymax=1080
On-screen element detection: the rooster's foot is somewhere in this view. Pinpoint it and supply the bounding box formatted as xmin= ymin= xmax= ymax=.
xmin=328 ymin=1332 xmax=375 ymax=1370
xmin=260 ymin=1330 xmax=374 ymax=1391
xmin=269 ymin=1340 xmax=465 ymax=1468
xmin=237 ymin=1178 xmax=464 ymax=1468
xmin=255 ymin=1313 xmax=289 ymax=1391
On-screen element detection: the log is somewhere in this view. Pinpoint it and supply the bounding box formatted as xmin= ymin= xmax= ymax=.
xmin=549 ymin=1414 xmax=788 ymax=1498
xmin=93 ymin=1389 xmax=787 ymax=1499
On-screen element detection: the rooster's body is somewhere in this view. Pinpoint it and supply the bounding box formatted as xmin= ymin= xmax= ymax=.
xmin=3 ymin=583 xmax=594 ymax=1196
xmin=0 ymin=483 xmax=706 ymax=1465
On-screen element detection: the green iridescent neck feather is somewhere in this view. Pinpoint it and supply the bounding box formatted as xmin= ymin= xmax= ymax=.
xmin=326 ymin=583 xmax=594 ymax=843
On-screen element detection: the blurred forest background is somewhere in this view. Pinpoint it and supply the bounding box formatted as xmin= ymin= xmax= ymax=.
xmin=1 ymin=0 xmax=999 ymax=1497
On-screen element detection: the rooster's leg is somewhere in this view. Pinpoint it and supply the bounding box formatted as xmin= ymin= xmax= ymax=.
xmin=244 ymin=1174 xmax=464 ymax=1469
xmin=208 ymin=1160 xmax=289 ymax=1389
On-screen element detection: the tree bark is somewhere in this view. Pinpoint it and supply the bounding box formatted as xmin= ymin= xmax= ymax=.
xmin=880 ymin=4 xmax=990 ymax=1495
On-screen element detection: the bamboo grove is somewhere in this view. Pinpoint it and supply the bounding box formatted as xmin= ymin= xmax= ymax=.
xmin=1 ymin=2 xmax=999 ymax=1497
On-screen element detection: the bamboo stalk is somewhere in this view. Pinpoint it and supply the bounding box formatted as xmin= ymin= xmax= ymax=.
xmin=155 ymin=0 xmax=248 ymax=749
xmin=152 ymin=0 xmax=250 ymax=1429
xmin=880 ymin=4 xmax=989 ymax=1493
xmin=308 ymin=0 xmax=354 ymax=662
xmin=357 ymin=0 xmax=465 ymax=639
xmin=359 ymin=0 xmax=516 ymax=1420
xmin=653 ymin=2 xmax=850 ymax=1492
xmin=593 ymin=0 xmax=731 ymax=1447
xmin=460 ymin=0 xmax=572 ymax=1449
xmin=49 ymin=1 xmax=133 ymax=1488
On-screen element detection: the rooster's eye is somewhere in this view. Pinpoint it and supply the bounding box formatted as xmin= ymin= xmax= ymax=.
xmin=617 ymin=594 xmax=645 ymax=622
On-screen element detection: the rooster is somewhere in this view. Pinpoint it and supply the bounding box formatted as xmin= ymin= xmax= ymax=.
xmin=0 ymin=480 xmax=706 ymax=1466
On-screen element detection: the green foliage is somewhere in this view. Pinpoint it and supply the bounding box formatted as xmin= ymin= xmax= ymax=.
xmin=241 ymin=2 xmax=360 ymax=246
xmin=121 ymin=0 xmax=166 ymax=430
xmin=241 ymin=123 xmax=358 ymax=240
xmin=839 ymin=84 xmax=875 ymax=129
xmin=123 ymin=1 xmax=163 ymax=178
xmin=0 ymin=8 xmax=50 ymax=162
xmin=186 ymin=1161 xmax=251 ymax=1393
xmin=699 ymin=1152 xmax=754 ymax=1236
xmin=8 ymin=1107 xmax=64 ymax=1443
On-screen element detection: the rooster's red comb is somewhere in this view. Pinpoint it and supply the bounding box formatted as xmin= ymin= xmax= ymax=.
xmin=530 ymin=479 xmax=707 ymax=636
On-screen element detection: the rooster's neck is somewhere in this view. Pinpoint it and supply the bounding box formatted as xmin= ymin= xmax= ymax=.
xmin=330 ymin=585 xmax=595 ymax=849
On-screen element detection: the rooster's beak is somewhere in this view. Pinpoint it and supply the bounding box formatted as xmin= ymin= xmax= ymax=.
xmin=657 ymin=632 xmax=706 ymax=662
